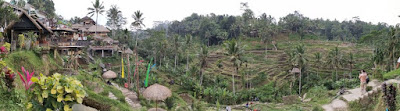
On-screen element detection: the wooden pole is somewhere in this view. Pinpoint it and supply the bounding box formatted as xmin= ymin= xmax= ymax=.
xmin=299 ymin=70 xmax=302 ymax=96
xmin=127 ymin=54 xmax=131 ymax=88
xmin=135 ymin=48 xmax=140 ymax=98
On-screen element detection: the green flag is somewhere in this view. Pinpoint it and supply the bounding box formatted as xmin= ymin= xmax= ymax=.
xmin=145 ymin=58 xmax=153 ymax=87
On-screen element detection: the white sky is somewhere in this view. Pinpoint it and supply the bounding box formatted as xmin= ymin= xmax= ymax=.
xmin=10 ymin=0 xmax=400 ymax=29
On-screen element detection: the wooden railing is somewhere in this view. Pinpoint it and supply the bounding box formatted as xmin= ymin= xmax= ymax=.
xmin=57 ymin=41 xmax=90 ymax=47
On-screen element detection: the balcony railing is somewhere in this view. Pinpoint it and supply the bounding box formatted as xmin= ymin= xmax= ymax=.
xmin=57 ymin=41 xmax=90 ymax=47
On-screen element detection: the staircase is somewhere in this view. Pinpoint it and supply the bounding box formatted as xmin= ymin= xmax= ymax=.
xmin=111 ymin=82 xmax=142 ymax=109
xmin=86 ymin=48 xmax=95 ymax=64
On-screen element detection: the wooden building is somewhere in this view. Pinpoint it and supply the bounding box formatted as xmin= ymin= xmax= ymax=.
xmin=4 ymin=9 xmax=53 ymax=51
xmin=51 ymin=28 xmax=89 ymax=55
xmin=71 ymin=16 xmax=110 ymax=38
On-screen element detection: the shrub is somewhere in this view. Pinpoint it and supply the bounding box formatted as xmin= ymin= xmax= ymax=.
xmin=29 ymin=73 xmax=86 ymax=111
xmin=165 ymin=95 xmax=174 ymax=110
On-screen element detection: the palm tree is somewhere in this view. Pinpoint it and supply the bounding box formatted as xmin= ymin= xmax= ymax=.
xmin=314 ymin=52 xmax=322 ymax=78
xmin=122 ymin=29 xmax=130 ymax=44
xmin=224 ymin=39 xmax=245 ymax=94
xmin=30 ymin=0 xmax=45 ymax=11
xmin=347 ymin=52 xmax=354 ymax=79
xmin=198 ymin=45 xmax=208 ymax=85
xmin=173 ymin=34 xmax=180 ymax=71
xmin=185 ymin=35 xmax=192 ymax=72
xmin=10 ymin=0 xmax=25 ymax=8
xmin=131 ymin=10 xmax=145 ymax=47
xmin=106 ymin=5 xmax=126 ymax=38
xmin=372 ymin=48 xmax=385 ymax=79
xmin=87 ymin=0 xmax=105 ymax=37
xmin=327 ymin=47 xmax=343 ymax=81
xmin=386 ymin=27 xmax=399 ymax=70
xmin=291 ymin=44 xmax=307 ymax=95
xmin=0 ymin=1 xmax=18 ymax=29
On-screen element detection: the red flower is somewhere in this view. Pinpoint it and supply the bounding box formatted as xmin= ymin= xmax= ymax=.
xmin=0 ymin=46 xmax=6 ymax=53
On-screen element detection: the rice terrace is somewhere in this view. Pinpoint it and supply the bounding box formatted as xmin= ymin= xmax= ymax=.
xmin=0 ymin=0 xmax=399 ymax=111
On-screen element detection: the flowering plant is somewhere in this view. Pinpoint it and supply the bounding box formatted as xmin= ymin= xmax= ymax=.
xmin=17 ymin=67 xmax=35 ymax=90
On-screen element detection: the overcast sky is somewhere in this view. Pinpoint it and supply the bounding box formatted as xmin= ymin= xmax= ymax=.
xmin=13 ymin=0 xmax=400 ymax=29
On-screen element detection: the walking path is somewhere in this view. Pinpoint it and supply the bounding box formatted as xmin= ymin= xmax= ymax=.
xmin=111 ymin=82 xmax=142 ymax=109
xmin=322 ymin=79 xmax=400 ymax=111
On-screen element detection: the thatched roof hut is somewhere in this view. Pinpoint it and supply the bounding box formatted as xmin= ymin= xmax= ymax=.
xmin=143 ymin=84 xmax=172 ymax=101
xmin=123 ymin=48 xmax=134 ymax=55
xmin=291 ymin=68 xmax=301 ymax=74
xmin=143 ymin=84 xmax=172 ymax=111
xmin=102 ymin=37 xmax=114 ymax=44
xmin=88 ymin=25 xmax=110 ymax=33
xmin=102 ymin=70 xmax=117 ymax=79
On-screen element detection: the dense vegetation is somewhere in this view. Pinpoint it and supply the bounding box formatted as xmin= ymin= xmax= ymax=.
xmin=1 ymin=0 xmax=400 ymax=110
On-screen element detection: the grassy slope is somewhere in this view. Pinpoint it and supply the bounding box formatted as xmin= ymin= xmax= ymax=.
xmin=383 ymin=68 xmax=400 ymax=79
xmin=0 ymin=51 xmax=62 ymax=110
xmin=75 ymin=71 xmax=135 ymax=111
xmin=0 ymin=51 xmax=136 ymax=111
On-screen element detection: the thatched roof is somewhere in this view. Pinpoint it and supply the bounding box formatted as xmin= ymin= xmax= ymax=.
xmin=291 ymin=68 xmax=301 ymax=74
xmin=88 ymin=25 xmax=110 ymax=33
xmin=5 ymin=8 xmax=53 ymax=34
xmin=81 ymin=16 xmax=93 ymax=21
xmin=148 ymin=108 xmax=166 ymax=111
xmin=143 ymin=84 xmax=172 ymax=101
xmin=123 ymin=48 xmax=134 ymax=55
xmin=102 ymin=37 xmax=114 ymax=43
xmin=71 ymin=24 xmax=91 ymax=32
xmin=102 ymin=70 xmax=117 ymax=79
xmin=71 ymin=24 xmax=83 ymax=29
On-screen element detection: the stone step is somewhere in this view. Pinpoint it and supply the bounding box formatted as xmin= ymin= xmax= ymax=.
xmin=110 ymin=82 xmax=142 ymax=109
xmin=108 ymin=92 xmax=117 ymax=100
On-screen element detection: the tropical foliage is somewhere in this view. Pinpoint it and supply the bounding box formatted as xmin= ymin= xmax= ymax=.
xmin=29 ymin=73 xmax=86 ymax=111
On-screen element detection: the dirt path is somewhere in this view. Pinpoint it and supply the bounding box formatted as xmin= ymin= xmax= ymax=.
xmin=111 ymin=82 xmax=142 ymax=109
xmin=322 ymin=79 xmax=400 ymax=111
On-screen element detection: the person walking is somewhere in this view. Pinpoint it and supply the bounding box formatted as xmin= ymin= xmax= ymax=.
xmin=359 ymin=70 xmax=368 ymax=95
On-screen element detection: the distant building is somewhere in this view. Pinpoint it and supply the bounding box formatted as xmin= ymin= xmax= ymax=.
xmin=71 ymin=16 xmax=110 ymax=38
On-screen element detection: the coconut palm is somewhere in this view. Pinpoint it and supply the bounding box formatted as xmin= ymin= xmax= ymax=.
xmin=386 ymin=27 xmax=399 ymax=70
xmin=106 ymin=5 xmax=126 ymax=38
xmin=185 ymin=34 xmax=192 ymax=72
xmin=131 ymin=10 xmax=145 ymax=29
xmin=291 ymin=44 xmax=307 ymax=95
xmin=87 ymin=0 xmax=105 ymax=37
xmin=224 ymin=39 xmax=245 ymax=94
xmin=0 ymin=0 xmax=18 ymax=29
xmin=198 ymin=45 xmax=208 ymax=85
xmin=173 ymin=34 xmax=180 ymax=71
xmin=347 ymin=52 xmax=354 ymax=79
xmin=326 ymin=47 xmax=343 ymax=81
xmin=10 ymin=0 xmax=25 ymax=8
xmin=131 ymin=10 xmax=145 ymax=47
xmin=30 ymin=0 xmax=45 ymax=11
xmin=314 ymin=52 xmax=322 ymax=78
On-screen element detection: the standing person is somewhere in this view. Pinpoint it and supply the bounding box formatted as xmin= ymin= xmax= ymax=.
xmin=226 ymin=106 xmax=231 ymax=111
xmin=359 ymin=70 xmax=367 ymax=95
xmin=397 ymin=57 xmax=400 ymax=69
